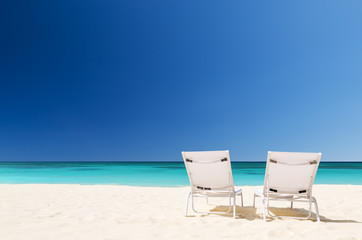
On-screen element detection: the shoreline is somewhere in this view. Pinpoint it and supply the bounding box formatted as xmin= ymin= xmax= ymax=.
xmin=1 ymin=184 xmax=361 ymax=240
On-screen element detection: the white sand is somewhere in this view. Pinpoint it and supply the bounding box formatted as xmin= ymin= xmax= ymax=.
xmin=1 ymin=184 xmax=361 ymax=240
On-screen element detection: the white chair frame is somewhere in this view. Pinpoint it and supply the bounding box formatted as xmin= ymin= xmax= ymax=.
xmin=185 ymin=185 xmax=243 ymax=219
xmin=183 ymin=151 xmax=243 ymax=219
xmin=253 ymin=179 xmax=320 ymax=222
xmin=254 ymin=151 xmax=321 ymax=222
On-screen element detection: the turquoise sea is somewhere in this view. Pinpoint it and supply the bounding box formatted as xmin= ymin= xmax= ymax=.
xmin=0 ymin=162 xmax=361 ymax=186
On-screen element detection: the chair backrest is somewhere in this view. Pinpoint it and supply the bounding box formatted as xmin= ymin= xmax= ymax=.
xmin=263 ymin=151 xmax=322 ymax=197
xmin=182 ymin=150 xmax=235 ymax=192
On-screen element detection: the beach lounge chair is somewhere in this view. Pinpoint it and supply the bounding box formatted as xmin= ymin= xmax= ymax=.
xmin=182 ymin=150 xmax=243 ymax=218
xmin=253 ymin=151 xmax=321 ymax=222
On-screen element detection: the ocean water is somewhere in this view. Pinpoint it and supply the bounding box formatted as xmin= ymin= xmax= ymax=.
xmin=0 ymin=162 xmax=361 ymax=186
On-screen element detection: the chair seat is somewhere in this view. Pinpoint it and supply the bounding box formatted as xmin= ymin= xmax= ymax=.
xmin=193 ymin=189 xmax=242 ymax=197
xmin=254 ymin=189 xmax=295 ymax=199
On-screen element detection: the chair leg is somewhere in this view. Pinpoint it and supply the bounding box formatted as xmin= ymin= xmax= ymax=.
xmin=290 ymin=200 xmax=293 ymax=209
xmin=233 ymin=193 xmax=236 ymax=219
xmin=185 ymin=192 xmax=191 ymax=216
xmin=312 ymin=197 xmax=320 ymax=222
xmin=253 ymin=194 xmax=256 ymax=207
xmin=262 ymin=198 xmax=266 ymax=221
xmin=241 ymin=192 xmax=244 ymax=207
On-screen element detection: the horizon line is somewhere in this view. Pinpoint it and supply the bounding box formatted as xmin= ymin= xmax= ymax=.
xmin=1 ymin=160 xmax=362 ymax=163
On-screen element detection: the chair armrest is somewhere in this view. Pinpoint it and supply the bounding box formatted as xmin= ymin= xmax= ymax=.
xmin=235 ymin=188 xmax=242 ymax=195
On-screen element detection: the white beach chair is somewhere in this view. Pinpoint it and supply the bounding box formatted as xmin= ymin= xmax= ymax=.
xmin=253 ymin=151 xmax=321 ymax=222
xmin=182 ymin=150 xmax=243 ymax=218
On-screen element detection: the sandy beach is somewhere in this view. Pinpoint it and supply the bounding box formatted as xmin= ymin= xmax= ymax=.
xmin=1 ymin=184 xmax=361 ymax=240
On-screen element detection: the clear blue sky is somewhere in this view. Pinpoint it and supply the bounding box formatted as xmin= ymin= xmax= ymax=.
xmin=1 ymin=0 xmax=362 ymax=161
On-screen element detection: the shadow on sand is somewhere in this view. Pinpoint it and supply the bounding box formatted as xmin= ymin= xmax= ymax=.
xmin=189 ymin=205 xmax=360 ymax=223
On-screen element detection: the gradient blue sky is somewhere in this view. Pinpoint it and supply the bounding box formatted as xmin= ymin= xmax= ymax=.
xmin=1 ymin=1 xmax=362 ymax=161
